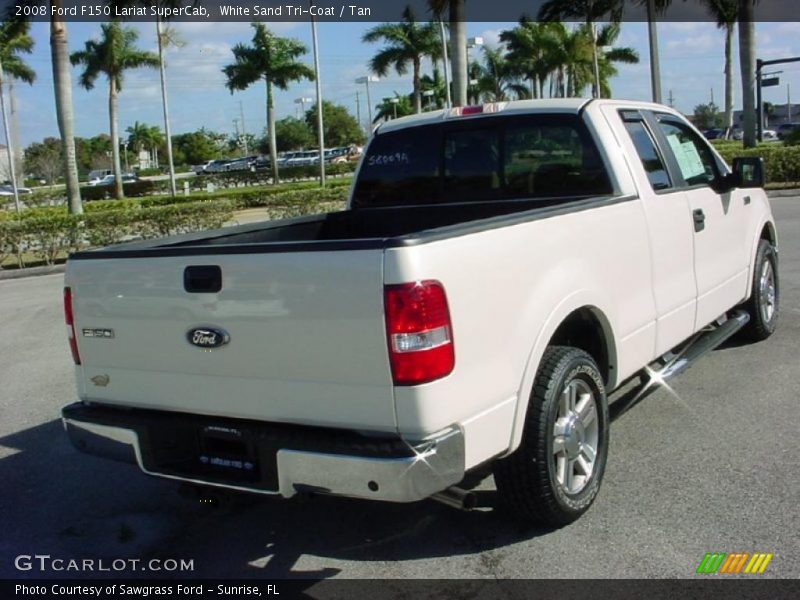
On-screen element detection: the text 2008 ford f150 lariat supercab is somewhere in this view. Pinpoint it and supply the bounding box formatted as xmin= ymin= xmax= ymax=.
xmin=61 ymin=99 xmax=779 ymax=526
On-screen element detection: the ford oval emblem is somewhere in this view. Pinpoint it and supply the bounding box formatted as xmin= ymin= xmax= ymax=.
xmin=187 ymin=327 xmax=230 ymax=349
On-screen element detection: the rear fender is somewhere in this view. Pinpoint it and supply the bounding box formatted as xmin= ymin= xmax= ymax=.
xmin=505 ymin=291 xmax=618 ymax=456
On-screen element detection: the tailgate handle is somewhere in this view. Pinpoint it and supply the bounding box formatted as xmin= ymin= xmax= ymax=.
xmin=184 ymin=265 xmax=222 ymax=293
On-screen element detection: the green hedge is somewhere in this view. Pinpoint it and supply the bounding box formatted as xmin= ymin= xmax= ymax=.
xmin=1 ymin=184 xmax=349 ymax=269
xmin=0 ymin=200 xmax=235 ymax=268
xmin=712 ymin=142 xmax=800 ymax=184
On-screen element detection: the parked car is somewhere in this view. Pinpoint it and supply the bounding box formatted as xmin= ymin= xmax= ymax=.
xmin=86 ymin=169 xmax=113 ymax=186
xmin=776 ymin=122 xmax=799 ymax=140
xmin=95 ymin=173 xmax=139 ymax=186
xmin=204 ymin=160 xmax=232 ymax=174
xmin=703 ymin=128 xmax=726 ymax=140
xmin=224 ymin=156 xmax=258 ymax=172
xmin=62 ymin=99 xmax=778 ymax=526
xmin=0 ymin=184 xmax=32 ymax=196
xmin=192 ymin=161 xmax=215 ymax=175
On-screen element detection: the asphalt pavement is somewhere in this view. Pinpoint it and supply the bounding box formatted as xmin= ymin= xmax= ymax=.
xmin=1 ymin=197 xmax=798 ymax=580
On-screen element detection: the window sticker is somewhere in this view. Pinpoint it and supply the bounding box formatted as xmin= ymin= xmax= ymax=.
xmin=666 ymin=134 xmax=706 ymax=180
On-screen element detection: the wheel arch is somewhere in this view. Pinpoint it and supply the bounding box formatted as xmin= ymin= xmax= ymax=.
xmin=505 ymin=297 xmax=618 ymax=456
xmin=745 ymin=218 xmax=778 ymax=301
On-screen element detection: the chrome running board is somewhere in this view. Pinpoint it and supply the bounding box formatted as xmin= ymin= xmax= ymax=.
xmin=610 ymin=310 xmax=750 ymax=420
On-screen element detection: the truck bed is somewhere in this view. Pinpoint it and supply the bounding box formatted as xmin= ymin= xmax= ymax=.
xmin=70 ymin=196 xmax=609 ymax=260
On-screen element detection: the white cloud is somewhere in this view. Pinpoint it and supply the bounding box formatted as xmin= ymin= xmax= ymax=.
xmin=479 ymin=29 xmax=503 ymax=49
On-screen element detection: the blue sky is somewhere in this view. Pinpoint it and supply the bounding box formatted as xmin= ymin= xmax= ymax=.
xmin=9 ymin=20 xmax=800 ymax=147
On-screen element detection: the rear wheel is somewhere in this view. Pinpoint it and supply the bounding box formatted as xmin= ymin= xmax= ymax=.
xmin=494 ymin=346 xmax=609 ymax=527
xmin=741 ymin=239 xmax=779 ymax=341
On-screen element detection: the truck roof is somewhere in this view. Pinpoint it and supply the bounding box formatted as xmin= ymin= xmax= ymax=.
xmin=375 ymin=98 xmax=678 ymax=135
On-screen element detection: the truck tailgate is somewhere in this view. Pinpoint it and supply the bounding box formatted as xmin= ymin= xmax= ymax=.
xmin=66 ymin=250 xmax=396 ymax=432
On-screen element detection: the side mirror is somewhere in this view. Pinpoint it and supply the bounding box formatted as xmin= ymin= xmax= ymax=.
xmin=731 ymin=156 xmax=765 ymax=189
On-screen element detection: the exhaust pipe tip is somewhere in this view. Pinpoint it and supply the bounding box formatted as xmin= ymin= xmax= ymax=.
xmin=431 ymin=486 xmax=478 ymax=511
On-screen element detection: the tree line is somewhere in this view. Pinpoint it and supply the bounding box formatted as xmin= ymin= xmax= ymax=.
xmin=2 ymin=0 xmax=763 ymax=216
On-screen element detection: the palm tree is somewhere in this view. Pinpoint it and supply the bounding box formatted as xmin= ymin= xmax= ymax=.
xmin=363 ymin=6 xmax=441 ymax=114
xmin=501 ymin=19 xmax=565 ymax=99
xmin=420 ymin=67 xmax=447 ymax=109
xmin=71 ymin=22 xmax=159 ymax=199
xmin=126 ymin=122 xmax=163 ymax=168
xmin=374 ymin=94 xmax=414 ymax=123
xmin=471 ymin=46 xmax=529 ymax=103
xmin=223 ymin=23 xmax=314 ymax=184
xmin=595 ymin=23 xmax=640 ymax=98
xmin=703 ymin=0 xmax=738 ymax=138
xmin=428 ymin=0 xmax=467 ymax=107
xmin=0 ymin=21 xmax=35 ymax=196
xmin=738 ymin=0 xmax=756 ymax=147
xmin=538 ymin=0 xmax=624 ymax=98
xmin=48 ymin=2 xmax=83 ymax=214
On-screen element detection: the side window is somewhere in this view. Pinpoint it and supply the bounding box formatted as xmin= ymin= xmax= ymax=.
xmin=656 ymin=119 xmax=719 ymax=187
xmin=504 ymin=124 xmax=610 ymax=198
xmin=623 ymin=120 xmax=672 ymax=191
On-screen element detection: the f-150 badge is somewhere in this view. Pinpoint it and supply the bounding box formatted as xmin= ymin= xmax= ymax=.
xmin=187 ymin=327 xmax=230 ymax=349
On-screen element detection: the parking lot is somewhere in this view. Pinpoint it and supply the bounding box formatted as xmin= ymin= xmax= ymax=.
xmin=1 ymin=197 xmax=798 ymax=580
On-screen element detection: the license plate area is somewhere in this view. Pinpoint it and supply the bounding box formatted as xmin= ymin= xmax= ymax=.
xmin=198 ymin=426 xmax=259 ymax=482
xmin=140 ymin=422 xmax=277 ymax=490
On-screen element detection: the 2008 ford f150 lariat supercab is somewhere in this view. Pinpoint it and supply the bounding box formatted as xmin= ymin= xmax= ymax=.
xmin=62 ymin=99 xmax=779 ymax=526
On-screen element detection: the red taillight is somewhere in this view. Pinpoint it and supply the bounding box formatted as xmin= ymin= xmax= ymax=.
xmin=459 ymin=105 xmax=484 ymax=116
xmin=64 ymin=287 xmax=81 ymax=365
xmin=384 ymin=280 xmax=454 ymax=386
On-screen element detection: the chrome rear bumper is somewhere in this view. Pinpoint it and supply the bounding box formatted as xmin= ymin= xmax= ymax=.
xmin=62 ymin=403 xmax=464 ymax=503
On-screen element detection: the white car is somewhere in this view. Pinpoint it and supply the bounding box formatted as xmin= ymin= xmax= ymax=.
xmin=62 ymin=99 xmax=778 ymax=526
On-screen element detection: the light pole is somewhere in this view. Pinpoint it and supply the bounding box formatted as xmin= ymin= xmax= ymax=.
xmin=294 ymin=96 xmax=312 ymax=116
xmin=467 ymin=37 xmax=483 ymax=105
xmin=121 ymin=138 xmax=129 ymax=173
xmin=422 ymin=89 xmax=434 ymax=111
xmin=156 ymin=15 xmax=178 ymax=197
xmin=355 ymin=75 xmax=379 ymax=131
xmin=310 ymin=8 xmax=325 ymax=186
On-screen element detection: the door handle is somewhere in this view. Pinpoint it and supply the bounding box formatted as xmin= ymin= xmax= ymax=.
xmin=744 ymin=195 xmax=751 ymax=205
xmin=693 ymin=209 xmax=706 ymax=232
xmin=184 ymin=265 xmax=222 ymax=293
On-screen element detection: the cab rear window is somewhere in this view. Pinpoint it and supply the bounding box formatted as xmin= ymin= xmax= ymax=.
xmin=352 ymin=114 xmax=612 ymax=208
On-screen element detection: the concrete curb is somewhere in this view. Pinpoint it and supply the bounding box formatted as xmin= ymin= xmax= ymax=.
xmin=767 ymin=188 xmax=800 ymax=197
xmin=0 ymin=263 xmax=65 ymax=282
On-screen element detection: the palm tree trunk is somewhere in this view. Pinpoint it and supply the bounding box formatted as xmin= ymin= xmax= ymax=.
xmin=9 ymin=82 xmax=23 ymax=188
xmin=109 ymin=78 xmax=124 ymax=199
xmin=413 ymin=57 xmax=422 ymax=113
xmin=156 ymin=17 xmax=177 ymax=198
xmin=739 ymin=2 xmax=756 ymax=148
xmin=50 ymin=4 xmax=82 ymax=215
xmin=266 ymin=78 xmax=279 ymax=184
xmin=449 ymin=1 xmax=467 ymax=107
xmin=723 ymin=23 xmax=735 ymax=139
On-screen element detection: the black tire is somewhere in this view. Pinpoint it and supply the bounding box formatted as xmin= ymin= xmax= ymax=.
xmin=493 ymin=346 xmax=609 ymax=527
xmin=740 ymin=239 xmax=779 ymax=341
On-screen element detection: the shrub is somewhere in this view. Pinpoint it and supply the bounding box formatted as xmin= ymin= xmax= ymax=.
xmin=714 ymin=143 xmax=800 ymax=184
xmin=81 ymin=179 xmax=156 ymax=201
xmin=784 ymin=128 xmax=800 ymax=146
xmin=0 ymin=200 xmax=236 ymax=268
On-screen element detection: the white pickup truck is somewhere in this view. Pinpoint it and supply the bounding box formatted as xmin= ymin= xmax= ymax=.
xmin=62 ymin=99 xmax=779 ymax=526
